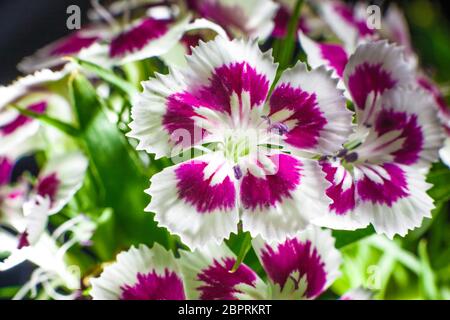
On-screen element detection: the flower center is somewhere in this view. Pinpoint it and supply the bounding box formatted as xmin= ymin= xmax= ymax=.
xmin=220 ymin=126 xmax=270 ymax=165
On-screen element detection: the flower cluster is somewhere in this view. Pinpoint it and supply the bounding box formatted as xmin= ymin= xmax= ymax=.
xmin=0 ymin=0 xmax=448 ymax=300
xmin=91 ymin=227 xmax=343 ymax=300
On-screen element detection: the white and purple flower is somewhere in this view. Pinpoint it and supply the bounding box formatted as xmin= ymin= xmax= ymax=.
xmin=91 ymin=227 xmax=341 ymax=300
xmin=18 ymin=27 xmax=106 ymax=73
xmin=0 ymin=69 xmax=74 ymax=154
xmin=252 ymin=227 xmax=341 ymax=299
xmin=180 ymin=228 xmax=341 ymax=300
xmin=0 ymin=152 xmax=89 ymax=251
xmin=314 ymin=41 xmax=444 ymax=237
xmin=180 ymin=227 xmax=341 ymax=300
xmin=179 ymin=239 xmax=269 ymax=300
xmin=417 ymin=76 xmax=450 ymax=168
xmin=129 ymin=36 xmax=353 ymax=248
xmin=90 ymin=244 xmax=186 ymax=300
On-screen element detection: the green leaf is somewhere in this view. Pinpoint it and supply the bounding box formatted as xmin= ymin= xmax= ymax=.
xmin=418 ymin=240 xmax=440 ymax=299
xmin=90 ymin=208 xmax=117 ymax=261
xmin=69 ymin=73 xmax=172 ymax=252
xmin=0 ymin=286 xmax=20 ymax=299
xmin=274 ymin=0 xmax=303 ymax=70
xmin=230 ymin=232 xmax=252 ymax=273
xmin=427 ymin=162 xmax=450 ymax=203
xmin=9 ymin=104 xmax=79 ymax=137
xmin=333 ymin=225 xmax=376 ymax=249
xmin=71 ymin=58 xmax=139 ymax=98
xmin=367 ymin=237 xmax=421 ymax=274
xmin=122 ymin=58 xmax=163 ymax=89
xmin=226 ymin=232 xmax=264 ymax=278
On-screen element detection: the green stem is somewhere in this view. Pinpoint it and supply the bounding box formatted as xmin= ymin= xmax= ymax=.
xmin=71 ymin=58 xmax=139 ymax=98
xmin=278 ymin=0 xmax=303 ymax=70
xmin=418 ymin=240 xmax=440 ymax=299
xmin=367 ymin=237 xmax=421 ymax=274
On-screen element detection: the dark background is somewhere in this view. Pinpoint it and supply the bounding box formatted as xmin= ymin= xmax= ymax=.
xmin=0 ymin=0 xmax=91 ymax=84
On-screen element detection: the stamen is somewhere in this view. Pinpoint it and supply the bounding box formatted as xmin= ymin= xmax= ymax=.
xmin=337 ymin=149 xmax=348 ymax=158
xmin=233 ymin=165 xmax=243 ymax=180
xmin=270 ymin=122 xmax=289 ymax=136
xmin=344 ymin=152 xmax=359 ymax=163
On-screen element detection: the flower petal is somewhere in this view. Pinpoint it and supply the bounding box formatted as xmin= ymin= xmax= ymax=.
xmin=90 ymin=244 xmax=185 ymax=300
xmin=109 ymin=15 xmax=192 ymax=66
xmin=354 ymin=163 xmax=434 ymax=238
xmin=382 ymin=4 xmax=414 ymax=59
xmin=417 ymin=76 xmax=450 ymax=130
xmin=18 ymin=196 xmax=51 ymax=249
xmin=240 ymin=153 xmax=330 ymax=240
xmin=18 ymin=28 xmax=103 ymax=73
xmin=179 ymin=242 xmax=268 ymax=300
xmin=354 ymin=88 xmax=444 ymax=167
xmin=320 ymin=1 xmax=376 ymax=49
xmin=34 ymin=152 xmax=89 ymax=215
xmin=340 ymin=287 xmax=373 ymax=300
xmin=313 ymin=160 xmax=368 ymax=230
xmin=299 ymin=32 xmax=349 ymax=79
xmin=128 ymin=37 xmax=277 ymax=159
xmin=440 ymin=137 xmax=450 ymax=169
xmin=0 ymin=101 xmax=46 ymax=154
xmin=252 ymin=227 xmax=341 ymax=299
xmin=190 ymin=0 xmax=279 ymax=39
xmin=0 ymin=157 xmax=13 ymax=186
xmin=344 ymin=41 xmax=414 ymax=125
xmin=268 ymin=62 xmax=352 ymax=155
xmin=146 ymin=153 xmax=239 ymax=249
xmin=0 ymin=69 xmax=70 ymax=153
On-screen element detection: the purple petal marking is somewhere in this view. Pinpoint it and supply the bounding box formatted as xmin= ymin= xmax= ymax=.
xmin=181 ymin=34 xmax=202 ymax=55
xmin=240 ymin=154 xmax=301 ymax=210
xmin=0 ymin=101 xmax=47 ymax=136
xmin=374 ymin=109 xmax=423 ymax=165
xmin=191 ymin=0 xmax=248 ymax=36
xmin=163 ymin=62 xmax=270 ymax=141
xmin=333 ymin=2 xmax=375 ymax=38
xmin=270 ymin=84 xmax=326 ymax=150
xmin=175 ymin=161 xmax=236 ymax=214
xmin=163 ymin=93 xmax=207 ymax=148
xmin=36 ymin=173 xmax=60 ymax=203
xmin=319 ymin=43 xmax=348 ymax=77
xmin=50 ymin=33 xmax=99 ymax=56
xmin=120 ymin=269 xmax=185 ymax=300
xmin=0 ymin=157 xmax=13 ymax=186
xmin=272 ymin=6 xmax=309 ymax=39
xmin=348 ymin=63 xmax=396 ymax=109
xmin=357 ymin=163 xmax=409 ymax=206
xmin=321 ymin=161 xmax=355 ymax=215
xmin=109 ymin=18 xmax=170 ymax=58
xmin=17 ymin=231 xmax=30 ymax=249
xmin=261 ymin=238 xmax=327 ymax=299
xmin=418 ymin=77 xmax=450 ymax=127
xmin=212 ymin=62 xmax=270 ymax=108
xmin=197 ymin=257 xmax=257 ymax=300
